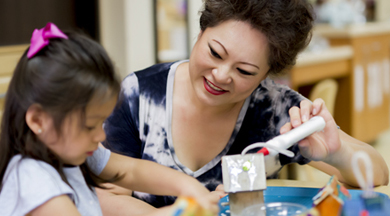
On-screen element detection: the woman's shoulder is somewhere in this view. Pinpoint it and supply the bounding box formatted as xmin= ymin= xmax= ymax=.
xmin=130 ymin=62 xmax=176 ymax=80
xmin=121 ymin=62 xmax=176 ymax=96
xmin=124 ymin=61 xmax=182 ymax=102
xmin=252 ymin=78 xmax=305 ymax=105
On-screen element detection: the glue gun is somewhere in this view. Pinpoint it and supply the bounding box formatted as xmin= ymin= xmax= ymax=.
xmin=242 ymin=116 xmax=326 ymax=158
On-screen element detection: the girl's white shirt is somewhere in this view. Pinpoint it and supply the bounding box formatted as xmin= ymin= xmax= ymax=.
xmin=0 ymin=146 xmax=110 ymax=216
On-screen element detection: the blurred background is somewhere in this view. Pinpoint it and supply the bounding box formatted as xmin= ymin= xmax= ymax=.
xmin=1 ymin=0 xmax=390 ymax=182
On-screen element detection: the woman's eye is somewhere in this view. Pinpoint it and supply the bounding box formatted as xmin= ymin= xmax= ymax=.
xmin=237 ymin=68 xmax=253 ymax=76
xmin=210 ymin=47 xmax=221 ymax=59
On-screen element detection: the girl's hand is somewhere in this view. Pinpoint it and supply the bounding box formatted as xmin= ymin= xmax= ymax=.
xmin=171 ymin=192 xmax=221 ymax=216
xmin=194 ymin=190 xmax=221 ymax=215
xmin=214 ymin=184 xmax=227 ymax=198
xmin=280 ymin=98 xmax=342 ymax=162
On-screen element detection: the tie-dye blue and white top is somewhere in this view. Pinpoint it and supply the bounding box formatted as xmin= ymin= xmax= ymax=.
xmin=103 ymin=60 xmax=310 ymax=207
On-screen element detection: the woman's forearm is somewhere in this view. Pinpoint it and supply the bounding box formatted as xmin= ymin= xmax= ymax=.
xmin=324 ymin=130 xmax=389 ymax=187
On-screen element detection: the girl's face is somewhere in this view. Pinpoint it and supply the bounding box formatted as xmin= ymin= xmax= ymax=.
xmin=188 ymin=20 xmax=270 ymax=107
xmin=42 ymin=95 xmax=117 ymax=165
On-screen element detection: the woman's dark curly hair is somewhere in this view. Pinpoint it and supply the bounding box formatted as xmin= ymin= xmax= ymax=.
xmin=199 ymin=0 xmax=314 ymax=75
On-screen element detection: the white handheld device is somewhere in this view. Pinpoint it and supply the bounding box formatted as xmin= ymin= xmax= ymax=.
xmin=242 ymin=116 xmax=326 ymax=157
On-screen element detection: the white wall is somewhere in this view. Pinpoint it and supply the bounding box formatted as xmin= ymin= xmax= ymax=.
xmin=125 ymin=0 xmax=155 ymax=74
xmin=376 ymin=0 xmax=390 ymax=22
xmin=99 ymin=0 xmax=203 ymax=78
xmin=99 ymin=0 xmax=155 ymax=78
xmin=188 ymin=0 xmax=203 ymax=50
xmin=99 ymin=0 xmax=127 ymax=78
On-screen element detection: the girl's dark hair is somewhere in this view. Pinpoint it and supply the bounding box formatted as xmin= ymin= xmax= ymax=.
xmin=199 ymin=0 xmax=314 ymax=75
xmin=0 ymin=32 xmax=121 ymax=192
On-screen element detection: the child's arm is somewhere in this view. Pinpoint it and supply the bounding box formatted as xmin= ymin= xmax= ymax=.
xmin=28 ymin=195 xmax=81 ymax=216
xmin=99 ymin=152 xmax=220 ymax=213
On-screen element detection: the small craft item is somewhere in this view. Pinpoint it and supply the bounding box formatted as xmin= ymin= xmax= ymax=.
xmin=171 ymin=196 xmax=214 ymax=216
xmin=310 ymin=175 xmax=350 ymax=215
xmin=341 ymin=151 xmax=390 ymax=216
xmin=221 ymin=116 xmax=326 ymax=216
xmin=295 ymin=175 xmax=350 ymax=216
xmin=221 ymin=153 xmax=267 ymax=216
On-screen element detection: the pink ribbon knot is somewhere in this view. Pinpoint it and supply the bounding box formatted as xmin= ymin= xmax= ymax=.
xmin=27 ymin=22 xmax=68 ymax=59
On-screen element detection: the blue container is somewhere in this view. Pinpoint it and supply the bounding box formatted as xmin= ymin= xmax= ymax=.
xmin=218 ymin=186 xmax=389 ymax=216
xmin=342 ymin=195 xmax=390 ymax=216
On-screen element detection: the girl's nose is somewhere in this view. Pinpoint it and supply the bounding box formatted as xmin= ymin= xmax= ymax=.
xmin=212 ymin=67 xmax=232 ymax=84
xmin=94 ymin=123 xmax=106 ymax=143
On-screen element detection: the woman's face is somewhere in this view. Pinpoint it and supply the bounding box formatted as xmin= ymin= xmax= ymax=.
xmin=189 ymin=20 xmax=270 ymax=107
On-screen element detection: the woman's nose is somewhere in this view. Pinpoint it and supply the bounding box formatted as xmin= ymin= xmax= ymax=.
xmin=212 ymin=67 xmax=232 ymax=84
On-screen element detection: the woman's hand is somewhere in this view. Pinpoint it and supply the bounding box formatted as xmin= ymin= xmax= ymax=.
xmin=280 ymin=98 xmax=341 ymax=162
xmin=280 ymin=98 xmax=389 ymax=188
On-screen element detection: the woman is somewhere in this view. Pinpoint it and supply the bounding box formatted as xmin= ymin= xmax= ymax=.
xmin=98 ymin=0 xmax=389 ymax=215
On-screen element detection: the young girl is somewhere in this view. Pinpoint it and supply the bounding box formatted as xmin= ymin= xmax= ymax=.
xmin=0 ymin=23 xmax=220 ymax=216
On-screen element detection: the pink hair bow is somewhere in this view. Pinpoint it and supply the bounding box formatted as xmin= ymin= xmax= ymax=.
xmin=27 ymin=22 xmax=68 ymax=59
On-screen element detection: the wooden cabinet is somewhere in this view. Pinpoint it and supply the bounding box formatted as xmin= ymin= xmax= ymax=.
xmin=347 ymin=35 xmax=390 ymax=142
xmin=291 ymin=23 xmax=390 ymax=143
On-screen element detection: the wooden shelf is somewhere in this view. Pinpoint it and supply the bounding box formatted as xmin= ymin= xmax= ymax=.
xmin=291 ymin=46 xmax=352 ymax=89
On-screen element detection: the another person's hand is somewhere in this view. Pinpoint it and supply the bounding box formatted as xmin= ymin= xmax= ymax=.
xmin=280 ymin=98 xmax=342 ymax=162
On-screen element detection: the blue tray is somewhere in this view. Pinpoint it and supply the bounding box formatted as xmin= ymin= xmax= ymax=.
xmin=218 ymin=186 xmax=389 ymax=216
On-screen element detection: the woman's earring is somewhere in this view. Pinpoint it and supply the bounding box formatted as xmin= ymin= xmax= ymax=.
xmin=37 ymin=129 xmax=42 ymax=134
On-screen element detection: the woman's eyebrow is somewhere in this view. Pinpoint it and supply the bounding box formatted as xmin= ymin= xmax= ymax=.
xmin=212 ymin=39 xmax=259 ymax=69
xmin=240 ymin=61 xmax=259 ymax=69
xmin=212 ymin=39 xmax=228 ymax=55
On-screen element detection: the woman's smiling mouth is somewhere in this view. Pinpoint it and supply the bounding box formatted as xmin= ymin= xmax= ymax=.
xmin=203 ymin=78 xmax=228 ymax=95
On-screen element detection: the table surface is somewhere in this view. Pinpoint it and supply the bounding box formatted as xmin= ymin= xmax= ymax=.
xmin=268 ymin=179 xmax=390 ymax=196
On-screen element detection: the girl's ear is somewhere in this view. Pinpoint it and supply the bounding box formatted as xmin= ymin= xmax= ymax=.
xmin=25 ymin=104 xmax=49 ymax=135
